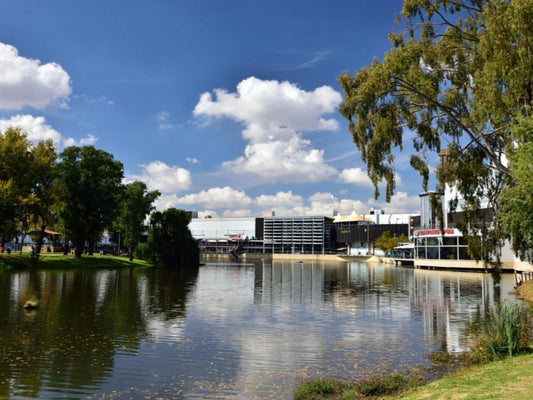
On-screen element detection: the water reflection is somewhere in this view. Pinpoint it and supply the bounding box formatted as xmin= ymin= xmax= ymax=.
xmin=0 ymin=261 xmax=516 ymax=399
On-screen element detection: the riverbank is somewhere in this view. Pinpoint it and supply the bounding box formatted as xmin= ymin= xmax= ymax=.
xmin=295 ymin=352 xmax=533 ymax=400
xmin=516 ymin=280 xmax=533 ymax=303
xmin=295 ymin=280 xmax=533 ymax=400
xmin=0 ymin=253 xmax=153 ymax=269
xmin=397 ymin=353 xmax=533 ymax=399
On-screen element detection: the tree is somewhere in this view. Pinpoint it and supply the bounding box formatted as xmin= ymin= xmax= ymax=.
xmin=0 ymin=127 xmax=33 ymax=248
xmin=115 ymin=181 xmax=160 ymax=261
xmin=498 ymin=115 xmax=533 ymax=261
xmin=0 ymin=179 xmax=18 ymax=250
xmin=29 ymin=139 xmax=59 ymax=255
xmin=55 ymin=146 xmax=123 ymax=258
xmin=375 ymin=231 xmax=409 ymax=253
xmin=0 ymin=127 xmax=58 ymax=254
xmin=338 ymin=0 xmax=533 ymax=264
xmin=146 ymin=208 xmax=199 ymax=267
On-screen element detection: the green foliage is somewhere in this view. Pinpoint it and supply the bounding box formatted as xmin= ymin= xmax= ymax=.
xmin=134 ymin=242 xmax=151 ymax=261
xmin=498 ymin=114 xmax=533 ymax=261
xmin=146 ymin=208 xmax=199 ymax=268
xmin=374 ymin=231 xmax=409 ymax=253
xmin=55 ymin=145 xmax=123 ymax=258
xmin=0 ymin=127 xmax=58 ymax=251
xmin=338 ymin=0 xmax=533 ymax=265
xmin=294 ymin=370 xmax=426 ymax=400
xmin=470 ymin=301 xmax=530 ymax=362
xmin=115 ymin=181 xmax=160 ymax=261
xmin=294 ymin=378 xmax=337 ymax=400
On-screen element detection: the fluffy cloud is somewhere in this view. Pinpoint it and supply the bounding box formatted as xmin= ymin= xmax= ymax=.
xmin=0 ymin=114 xmax=61 ymax=146
xmin=338 ymin=167 xmax=403 ymax=188
xmin=255 ymin=191 xmax=304 ymax=209
xmin=175 ymin=187 xmax=252 ymax=210
xmin=0 ymin=43 xmax=71 ymax=109
xmin=368 ymin=191 xmax=420 ymax=214
xmin=63 ymin=133 xmax=98 ymax=147
xmin=151 ymin=186 xmax=418 ymax=217
xmin=337 ymin=168 xmax=373 ymax=187
xmin=127 ymin=161 xmax=191 ymax=193
xmin=222 ymin=209 xmax=253 ymax=217
xmin=194 ymin=77 xmax=341 ymax=183
xmin=303 ymin=192 xmax=368 ymax=216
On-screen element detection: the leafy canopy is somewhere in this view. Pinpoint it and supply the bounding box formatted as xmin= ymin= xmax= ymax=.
xmin=115 ymin=181 xmax=160 ymax=261
xmin=339 ymin=0 xmax=533 ymax=262
xmin=55 ymin=145 xmax=123 ymax=258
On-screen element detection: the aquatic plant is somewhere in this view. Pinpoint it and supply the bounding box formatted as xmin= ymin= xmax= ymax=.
xmin=472 ymin=301 xmax=530 ymax=361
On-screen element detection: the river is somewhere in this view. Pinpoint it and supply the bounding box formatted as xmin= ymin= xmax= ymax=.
xmin=0 ymin=259 xmax=517 ymax=399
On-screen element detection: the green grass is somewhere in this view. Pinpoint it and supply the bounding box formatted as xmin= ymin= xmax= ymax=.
xmin=397 ymin=353 xmax=533 ymax=400
xmin=294 ymin=354 xmax=533 ymax=399
xmin=294 ymin=371 xmax=426 ymax=400
xmin=517 ymin=280 xmax=533 ymax=303
xmin=0 ymin=252 xmax=153 ymax=269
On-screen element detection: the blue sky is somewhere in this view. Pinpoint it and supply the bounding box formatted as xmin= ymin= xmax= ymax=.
xmin=0 ymin=0 xmax=433 ymax=217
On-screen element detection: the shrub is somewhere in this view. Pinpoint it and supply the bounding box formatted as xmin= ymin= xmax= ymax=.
xmin=471 ymin=301 xmax=530 ymax=361
xmin=294 ymin=378 xmax=338 ymax=400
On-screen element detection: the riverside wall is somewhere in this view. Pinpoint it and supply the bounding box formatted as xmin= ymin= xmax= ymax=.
xmin=200 ymin=252 xmax=532 ymax=271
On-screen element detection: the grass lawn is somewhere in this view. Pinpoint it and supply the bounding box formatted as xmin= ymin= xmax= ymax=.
xmin=396 ymin=353 xmax=533 ymax=400
xmin=0 ymin=252 xmax=153 ymax=269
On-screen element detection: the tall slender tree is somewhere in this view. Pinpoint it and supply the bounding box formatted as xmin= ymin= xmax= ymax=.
xmin=115 ymin=181 xmax=160 ymax=261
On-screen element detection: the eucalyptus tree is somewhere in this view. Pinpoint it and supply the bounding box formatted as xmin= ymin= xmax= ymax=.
xmin=56 ymin=146 xmax=123 ymax=258
xmin=115 ymin=181 xmax=160 ymax=261
xmin=338 ymin=0 xmax=533 ymax=264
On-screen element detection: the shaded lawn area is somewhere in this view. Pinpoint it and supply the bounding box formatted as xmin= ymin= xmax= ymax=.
xmin=0 ymin=252 xmax=153 ymax=269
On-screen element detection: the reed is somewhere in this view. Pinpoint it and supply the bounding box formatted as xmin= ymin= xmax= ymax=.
xmin=474 ymin=301 xmax=529 ymax=360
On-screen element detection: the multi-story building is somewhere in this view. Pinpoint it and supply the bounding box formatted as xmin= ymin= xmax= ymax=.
xmin=262 ymin=215 xmax=336 ymax=254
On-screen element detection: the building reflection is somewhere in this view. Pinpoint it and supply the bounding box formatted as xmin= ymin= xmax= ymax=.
xmin=253 ymin=260 xmax=515 ymax=353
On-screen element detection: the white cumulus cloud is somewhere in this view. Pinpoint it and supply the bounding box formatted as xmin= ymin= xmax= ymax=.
xmin=63 ymin=133 xmax=98 ymax=147
xmin=255 ymin=191 xmax=304 ymax=209
xmin=194 ymin=77 xmax=341 ymax=183
xmin=338 ymin=167 xmax=403 ymax=188
xmin=337 ymin=167 xmax=373 ymax=187
xmin=368 ymin=191 xmax=420 ymax=214
xmin=127 ymin=161 xmax=191 ymax=193
xmin=174 ymin=187 xmax=252 ymax=210
xmin=0 ymin=42 xmax=71 ymax=109
xmin=0 ymin=114 xmax=61 ymax=146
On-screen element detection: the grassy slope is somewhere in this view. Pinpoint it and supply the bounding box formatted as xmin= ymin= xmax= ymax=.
xmin=396 ymin=353 xmax=533 ymax=400
xmin=516 ymin=280 xmax=533 ymax=303
xmin=0 ymin=252 xmax=153 ymax=269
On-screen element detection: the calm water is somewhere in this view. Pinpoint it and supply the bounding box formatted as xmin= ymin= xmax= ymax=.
xmin=0 ymin=260 xmax=517 ymax=399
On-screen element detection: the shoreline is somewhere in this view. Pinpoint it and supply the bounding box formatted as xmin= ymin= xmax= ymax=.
xmin=0 ymin=253 xmax=153 ymax=269
xmin=200 ymin=252 xmax=533 ymax=272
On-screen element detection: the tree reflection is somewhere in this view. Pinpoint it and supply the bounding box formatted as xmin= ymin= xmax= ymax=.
xmin=0 ymin=266 xmax=198 ymax=398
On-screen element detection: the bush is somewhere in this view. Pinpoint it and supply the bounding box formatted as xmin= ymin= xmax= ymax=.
xmin=294 ymin=378 xmax=338 ymax=400
xmin=134 ymin=242 xmax=150 ymax=261
xmin=294 ymin=370 xmax=426 ymax=399
xmin=471 ymin=301 xmax=530 ymax=362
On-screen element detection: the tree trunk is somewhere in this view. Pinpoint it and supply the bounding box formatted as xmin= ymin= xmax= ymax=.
xmin=35 ymin=224 xmax=47 ymax=255
xmin=74 ymin=241 xmax=83 ymax=258
xmin=129 ymin=247 xmax=134 ymax=262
